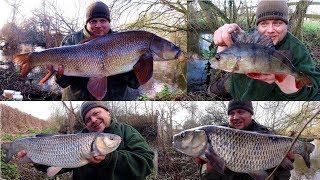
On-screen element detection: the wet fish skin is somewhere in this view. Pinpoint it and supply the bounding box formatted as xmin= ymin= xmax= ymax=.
xmin=1 ymin=133 xmax=121 ymax=170
xmin=173 ymin=125 xmax=314 ymax=174
xmin=12 ymin=30 xmax=185 ymax=100
xmin=209 ymin=31 xmax=313 ymax=89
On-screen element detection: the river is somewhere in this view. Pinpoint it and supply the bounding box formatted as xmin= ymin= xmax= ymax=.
xmin=290 ymin=139 xmax=320 ymax=180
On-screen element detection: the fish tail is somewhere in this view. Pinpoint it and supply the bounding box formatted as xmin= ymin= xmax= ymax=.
xmin=1 ymin=142 xmax=14 ymax=163
xmin=300 ymin=142 xmax=315 ymax=168
xmin=296 ymin=75 xmax=313 ymax=89
xmin=12 ymin=53 xmax=32 ymax=79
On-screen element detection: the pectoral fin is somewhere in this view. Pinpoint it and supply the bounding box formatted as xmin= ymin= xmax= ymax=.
xmin=248 ymin=170 xmax=269 ymax=180
xmin=38 ymin=71 xmax=55 ymax=85
xmin=205 ymin=147 xmax=225 ymax=175
xmin=87 ymin=77 xmax=107 ymax=100
xmin=133 ymin=53 xmax=153 ymax=85
xmin=246 ymin=73 xmax=263 ymax=79
xmin=274 ymin=74 xmax=287 ymax=83
xmin=19 ymin=156 xmax=33 ymax=164
xmin=47 ymin=166 xmax=63 ymax=177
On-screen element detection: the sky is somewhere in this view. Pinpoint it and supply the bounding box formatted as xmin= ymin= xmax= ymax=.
xmin=0 ymin=101 xmax=82 ymax=120
xmin=0 ymin=101 xmax=307 ymax=124
xmin=1 ymin=0 xmax=319 ymax=31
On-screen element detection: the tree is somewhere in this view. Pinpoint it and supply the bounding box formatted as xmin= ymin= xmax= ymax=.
xmin=289 ymin=0 xmax=312 ymax=40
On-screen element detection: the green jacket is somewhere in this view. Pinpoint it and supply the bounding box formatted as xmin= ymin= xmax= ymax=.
xmin=73 ymin=120 xmax=155 ymax=180
xmin=229 ymin=32 xmax=320 ymax=100
xmin=36 ymin=119 xmax=155 ymax=180
xmin=201 ymin=120 xmax=291 ymax=180
xmin=55 ymin=27 xmax=140 ymax=100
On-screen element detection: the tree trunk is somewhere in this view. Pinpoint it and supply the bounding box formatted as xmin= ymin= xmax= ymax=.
xmin=289 ymin=0 xmax=312 ymax=40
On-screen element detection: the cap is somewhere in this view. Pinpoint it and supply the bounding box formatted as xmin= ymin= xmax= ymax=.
xmin=256 ymin=0 xmax=288 ymax=26
xmin=86 ymin=1 xmax=110 ymax=24
xmin=227 ymin=100 xmax=254 ymax=115
xmin=80 ymin=101 xmax=109 ymax=122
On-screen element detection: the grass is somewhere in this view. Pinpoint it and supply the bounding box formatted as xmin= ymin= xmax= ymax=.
xmin=1 ymin=150 xmax=20 ymax=180
xmin=303 ymin=20 xmax=320 ymax=33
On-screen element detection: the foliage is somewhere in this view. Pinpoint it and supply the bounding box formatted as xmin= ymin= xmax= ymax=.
xmin=1 ymin=134 xmax=19 ymax=141
xmin=138 ymin=94 xmax=150 ymax=101
xmin=201 ymin=48 xmax=215 ymax=60
xmin=155 ymin=84 xmax=173 ymax=100
xmin=1 ymin=150 xmax=20 ymax=180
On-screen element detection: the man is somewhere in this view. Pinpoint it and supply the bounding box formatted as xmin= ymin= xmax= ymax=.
xmin=56 ymin=1 xmax=145 ymax=100
xmin=18 ymin=101 xmax=155 ymax=180
xmin=197 ymin=100 xmax=294 ymax=180
xmin=209 ymin=0 xmax=320 ymax=100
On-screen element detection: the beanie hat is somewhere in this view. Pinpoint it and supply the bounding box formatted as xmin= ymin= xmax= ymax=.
xmin=256 ymin=0 xmax=288 ymax=26
xmin=227 ymin=100 xmax=254 ymax=115
xmin=86 ymin=1 xmax=110 ymax=24
xmin=80 ymin=101 xmax=109 ymax=122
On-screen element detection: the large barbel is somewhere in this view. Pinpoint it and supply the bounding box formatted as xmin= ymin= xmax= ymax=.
xmin=173 ymin=125 xmax=314 ymax=179
xmin=1 ymin=133 xmax=121 ymax=177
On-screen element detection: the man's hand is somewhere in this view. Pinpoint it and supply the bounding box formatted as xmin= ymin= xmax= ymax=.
xmin=246 ymin=73 xmax=300 ymax=94
xmin=280 ymin=157 xmax=294 ymax=171
xmin=213 ymin=23 xmax=244 ymax=53
xmin=17 ymin=150 xmax=27 ymax=158
xmin=86 ymin=155 xmax=107 ymax=164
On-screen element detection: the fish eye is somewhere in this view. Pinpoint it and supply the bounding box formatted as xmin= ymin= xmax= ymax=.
xmin=215 ymin=54 xmax=220 ymax=60
xmin=180 ymin=132 xmax=186 ymax=138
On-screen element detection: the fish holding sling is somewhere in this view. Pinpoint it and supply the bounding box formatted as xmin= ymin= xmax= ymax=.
xmin=172 ymin=125 xmax=314 ymax=180
xmin=1 ymin=133 xmax=121 ymax=177
xmin=209 ymin=31 xmax=313 ymax=89
xmin=13 ymin=30 xmax=185 ymax=100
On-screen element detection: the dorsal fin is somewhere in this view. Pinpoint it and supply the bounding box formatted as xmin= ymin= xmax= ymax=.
xmin=231 ymin=31 xmax=275 ymax=49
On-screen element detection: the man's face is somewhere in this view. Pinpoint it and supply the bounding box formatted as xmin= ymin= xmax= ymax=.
xmin=228 ymin=109 xmax=253 ymax=130
xmin=84 ymin=107 xmax=111 ymax=132
xmin=257 ymin=19 xmax=288 ymax=45
xmin=86 ymin=18 xmax=111 ymax=36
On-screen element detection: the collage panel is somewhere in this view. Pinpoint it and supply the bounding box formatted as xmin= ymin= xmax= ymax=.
xmin=0 ymin=0 xmax=187 ymax=101
xmin=157 ymin=101 xmax=320 ymax=180
xmin=187 ymin=0 xmax=320 ymax=100
xmin=0 ymin=101 xmax=158 ymax=179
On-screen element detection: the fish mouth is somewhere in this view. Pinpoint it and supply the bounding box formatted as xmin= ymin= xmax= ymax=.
xmin=176 ymin=50 xmax=186 ymax=61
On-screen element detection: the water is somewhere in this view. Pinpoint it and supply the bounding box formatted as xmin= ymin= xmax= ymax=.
xmin=290 ymin=139 xmax=320 ymax=180
xmin=187 ymin=59 xmax=209 ymax=92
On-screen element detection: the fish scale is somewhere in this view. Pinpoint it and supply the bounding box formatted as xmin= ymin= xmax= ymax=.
xmin=2 ymin=133 xmax=121 ymax=168
xmin=173 ymin=125 xmax=314 ymax=174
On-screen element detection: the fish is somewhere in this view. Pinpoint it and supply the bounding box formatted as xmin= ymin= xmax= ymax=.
xmin=1 ymin=133 xmax=121 ymax=177
xmin=12 ymin=30 xmax=185 ymax=100
xmin=209 ymin=31 xmax=313 ymax=89
xmin=172 ymin=125 xmax=315 ymax=180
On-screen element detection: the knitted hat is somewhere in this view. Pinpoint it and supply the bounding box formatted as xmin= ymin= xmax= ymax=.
xmin=227 ymin=100 xmax=254 ymax=115
xmin=256 ymin=0 xmax=288 ymax=26
xmin=80 ymin=101 xmax=109 ymax=122
xmin=86 ymin=1 xmax=110 ymax=24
